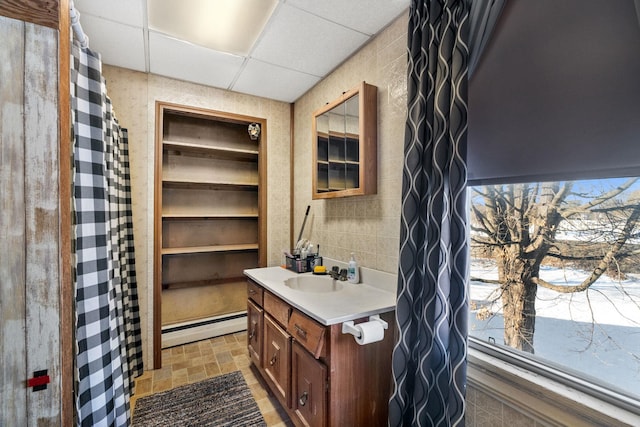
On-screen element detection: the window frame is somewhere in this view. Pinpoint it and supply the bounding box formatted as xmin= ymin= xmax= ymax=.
xmin=466 ymin=177 xmax=640 ymax=422
xmin=468 ymin=338 xmax=640 ymax=415
xmin=466 ymin=342 xmax=640 ymax=425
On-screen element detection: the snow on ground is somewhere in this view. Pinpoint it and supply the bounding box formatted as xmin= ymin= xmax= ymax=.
xmin=469 ymin=259 xmax=640 ymax=399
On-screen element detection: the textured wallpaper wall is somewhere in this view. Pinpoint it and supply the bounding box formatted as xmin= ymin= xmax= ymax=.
xmin=101 ymin=66 xmax=291 ymax=367
xmin=292 ymin=12 xmax=408 ymax=274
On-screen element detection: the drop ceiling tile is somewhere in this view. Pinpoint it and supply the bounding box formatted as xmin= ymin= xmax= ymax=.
xmin=77 ymin=14 xmax=146 ymax=71
xmin=251 ymin=4 xmax=369 ymax=76
xmin=73 ymin=0 xmax=407 ymax=102
xmin=148 ymin=0 xmax=278 ymax=56
xmin=287 ymin=0 xmax=409 ymax=35
xmin=148 ymin=31 xmax=245 ymax=90
xmin=232 ymin=59 xmax=320 ymax=103
xmin=74 ymin=0 xmax=145 ymax=27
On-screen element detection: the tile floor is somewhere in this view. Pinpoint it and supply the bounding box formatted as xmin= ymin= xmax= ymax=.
xmin=131 ymin=331 xmax=293 ymax=426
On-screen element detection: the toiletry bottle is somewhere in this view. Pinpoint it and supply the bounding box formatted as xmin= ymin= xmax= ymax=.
xmin=347 ymin=253 xmax=359 ymax=283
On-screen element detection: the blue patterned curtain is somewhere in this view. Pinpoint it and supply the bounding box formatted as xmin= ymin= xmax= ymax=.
xmin=71 ymin=43 xmax=143 ymax=426
xmin=388 ymin=0 xmax=471 ymax=425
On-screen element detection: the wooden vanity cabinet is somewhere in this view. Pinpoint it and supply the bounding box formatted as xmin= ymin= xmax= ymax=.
xmin=263 ymin=314 xmax=292 ymax=405
xmin=292 ymin=341 xmax=327 ymax=427
xmin=246 ymin=278 xmax=394 ymax=427
xmin=247 ymin=299 xmax=263 ymax=366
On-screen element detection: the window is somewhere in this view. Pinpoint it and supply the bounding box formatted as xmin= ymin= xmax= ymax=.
xmin=468 ymin=178 xmax=640 ymax=407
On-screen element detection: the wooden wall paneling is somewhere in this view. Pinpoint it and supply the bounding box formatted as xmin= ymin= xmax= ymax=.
xmin=0 ymin=0 xmax=58 ymax=28
xmin=0 ymin=16 xmax=27 ymax=425
xmin=24 ymin=21 xmax=61 ymax=424
xmin=1 ymin=2 xmax=68 ymax=423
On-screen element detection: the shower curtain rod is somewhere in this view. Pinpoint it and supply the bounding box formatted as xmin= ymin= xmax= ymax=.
xmin=70 ymin=0 xmax=89 ymax=48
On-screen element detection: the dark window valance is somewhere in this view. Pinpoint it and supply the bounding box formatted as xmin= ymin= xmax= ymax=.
xmin=468 ymin=0 xmax=640 ymax=185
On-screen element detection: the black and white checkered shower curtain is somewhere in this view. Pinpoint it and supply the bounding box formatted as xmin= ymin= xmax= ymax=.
xmin=71 ymin=43 xmax=143 ymax=426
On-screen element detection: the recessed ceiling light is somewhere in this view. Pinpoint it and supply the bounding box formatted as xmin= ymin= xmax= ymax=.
xmin=148 ymin=0 xmax=278 ymax=56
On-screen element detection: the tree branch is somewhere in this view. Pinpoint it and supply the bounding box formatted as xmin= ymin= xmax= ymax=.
xmin=561 ymin=178 xmax=639 ymax=217
xmin=534 ymin=203 xmax=640 ymax=293
xmin=470 ymin=276 xmax=502 ymax=285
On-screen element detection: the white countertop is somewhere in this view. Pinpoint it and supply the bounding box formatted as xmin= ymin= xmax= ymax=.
xmin=244 ymin=266 xmax=397 ymax=326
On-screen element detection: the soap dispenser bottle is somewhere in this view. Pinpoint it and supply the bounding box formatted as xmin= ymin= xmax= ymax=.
xmin=347 ymin=253 xmax=359 ymax=283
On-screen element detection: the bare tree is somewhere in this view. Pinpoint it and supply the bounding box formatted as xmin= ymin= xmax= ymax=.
xmin=470 ymin=179 xmax=640 ymax=353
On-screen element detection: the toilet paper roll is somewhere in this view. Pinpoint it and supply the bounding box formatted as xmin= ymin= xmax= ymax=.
xmin=354 ymin=321 xmax=385 ymax=345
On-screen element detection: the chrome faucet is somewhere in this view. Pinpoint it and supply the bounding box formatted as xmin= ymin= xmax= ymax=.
xmin=329 ymin=266 xmax=348 ymax=281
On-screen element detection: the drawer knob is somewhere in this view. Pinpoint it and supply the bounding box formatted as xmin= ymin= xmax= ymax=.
xmin=299 ymin=391 xmax=308 ymax=407
xmin=269 ymin=352 xmax=278 ymax=366
xmin=294 ymin=324 xmax=307 ymax=340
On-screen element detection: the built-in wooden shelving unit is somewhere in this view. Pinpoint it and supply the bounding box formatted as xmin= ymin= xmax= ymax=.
xmin=153 ymin=101 xmax=267 ymax=361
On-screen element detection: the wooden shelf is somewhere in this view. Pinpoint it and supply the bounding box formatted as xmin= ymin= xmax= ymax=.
xmin=162 ymin=213 xmax=258 ymax=220
xmin=162 ymin=179 xmax=258 ymax=191
xmin=322 ymin=160 xmax=360 ymax=165
xmin=162 ymin=276 xmax=246 ymax=290
xmin=162 ymin=243 xmax=259 ymax=255
xmin=163 ymin=140 xmax=258 ymax=161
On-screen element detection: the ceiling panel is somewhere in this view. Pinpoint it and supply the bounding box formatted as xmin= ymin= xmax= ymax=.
xmin=76 ymin=14 xmax=146 ymax=72
xmin=73 ymin=0 xmax=409 ymax=102
xmin=287 ymin=0 xmax=409 ymax=35
xmin=73 ymin=0 xmax=145 ymax=27
xmin=249 ymin=4 xmax=369 ymax=76
xmin=232 ymin=59 xmax=321 ymax=102
xmin=149 ymin=32 xmax=245 ymax=89
xmin=147 ymin=0 xmax=278 ymax=56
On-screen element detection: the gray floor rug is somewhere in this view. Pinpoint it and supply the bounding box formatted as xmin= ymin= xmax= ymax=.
xmin=132 ymin=370 xmax=266 ymax=426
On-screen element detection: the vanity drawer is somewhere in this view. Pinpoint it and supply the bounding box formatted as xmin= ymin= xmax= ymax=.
xmin=288 ymin=310 xmax=326 ymax=358
xmin=264 ymin=292 xmax=290 ymax=327
xmin=247 ymin=279 xmax=263 ymax=305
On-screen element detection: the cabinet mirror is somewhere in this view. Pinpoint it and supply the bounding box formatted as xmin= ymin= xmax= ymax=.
xmin=312 ymin=81 xmax=377 ymax=199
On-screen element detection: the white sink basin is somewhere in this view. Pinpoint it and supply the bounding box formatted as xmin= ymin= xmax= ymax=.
xmin=284 ymin=275 xmax=344 ymax=293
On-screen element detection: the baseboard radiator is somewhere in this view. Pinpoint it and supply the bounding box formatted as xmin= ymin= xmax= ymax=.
xmin=161 ymin=311 xmax=247 ymax=348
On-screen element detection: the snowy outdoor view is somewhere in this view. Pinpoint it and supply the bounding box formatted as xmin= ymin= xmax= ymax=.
xmin=468 ymin=178 xmax=640 ymax=401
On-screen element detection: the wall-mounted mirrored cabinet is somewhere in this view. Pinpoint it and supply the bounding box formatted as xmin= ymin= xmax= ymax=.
xmin=312 ymin=81 xmax=377 ymax=199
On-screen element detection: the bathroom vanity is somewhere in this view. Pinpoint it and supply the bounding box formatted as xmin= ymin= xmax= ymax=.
xmin=244 ymin=266 xmax=396 ymax=427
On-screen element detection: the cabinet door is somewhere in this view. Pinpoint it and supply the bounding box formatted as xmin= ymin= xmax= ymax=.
xmin=247 ymin=299 xmax=263 ymax=366
xmin=292 ymin=342 xmax=327 ymax=427
xmin=263 ymin=314 xmax=291 ymax=406
xmin=312 ymin=81 xmax=377 ymax=199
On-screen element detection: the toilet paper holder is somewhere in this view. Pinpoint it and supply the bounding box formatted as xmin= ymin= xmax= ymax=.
xmin=341 ymin=315 xmax=388 ymax=339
